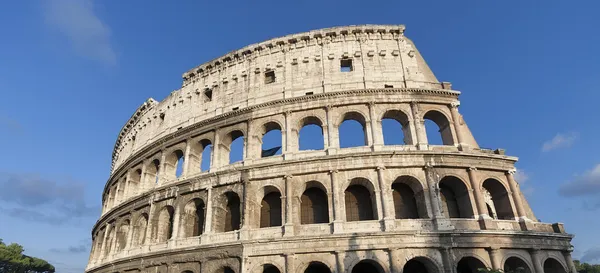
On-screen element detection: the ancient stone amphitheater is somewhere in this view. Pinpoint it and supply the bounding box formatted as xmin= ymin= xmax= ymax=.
xmin=87 ymin=25 xmax=575 ymax=273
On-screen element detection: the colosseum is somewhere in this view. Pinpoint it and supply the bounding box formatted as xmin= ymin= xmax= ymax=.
xmin=86 ymin=25 xmax=576 ymax=273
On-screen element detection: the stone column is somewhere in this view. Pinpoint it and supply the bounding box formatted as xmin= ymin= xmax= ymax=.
xmin=467 ymin=167 xmax=488 ymax=219
xmin=203 ymin=187 xmax=213 ymax=234
xmin=244 ymin=120 xmax=252 ymax=163
xmin=335 ymin=251 xmax=345 ymax=273
xmin=367 ymin=102 xmax=381 ymax=149
xmin=114 ymin=180 xmax=122 ymax=206
xmin=389 ymin=248 xmax=401 ymax=273
xmin=240 ymin=177 xmax=251 ymax=239
xmin=449 ymin=101 xmax=468 ymax=150
xmin=330 ymin=170 xmax=343 ymax=233
xmin=100 ymin=225 xmax=110 ymax=260
xmin=325 ymin=105 xmax=338 ymax=154
xmin=487 ymin=247 xmax=502 ymax=270
xmin=159 ymin=152 xmax=167 ymax=185
xmin=284 ymin=175 xmax=294 ymax=235
xmin=125 ymin=221 xmax=134 ymax=251
xmin=183 ymin=139 xmax=192 ymax=176
xmin=424 ymin=165 xmax=442 ymax=219
xmin=563 ymin=250 xmax=578 ymax=273
xmin=376 ymin=166 xmax=394 ymax=230
xmin=506 ymin=169 xmax=528 ymax=221
xmin=441 ymin=247 xmax=455 ymax=273
xmin=123 ymin=171 xmax=132 ymax=201
xmin=211 ymin=129 xmax=221 ymax=170
xmin=283 ymin=111 xmax=293 ymax=158
xmin=285 ymin=253 xmax=295 ymax=273
xmin=140 ymin=159 xmax=148 ymax=191
xmin=171 ymin=206 xmax=182 ymax=241
xmin=529 ymin=249 xmax=544 ymax=273
xmin=410 ymin=102 xmax=428 ymax=150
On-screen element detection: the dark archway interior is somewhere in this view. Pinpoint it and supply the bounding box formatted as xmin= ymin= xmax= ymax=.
xmin=544 ymin=258 xmax=567 ymax=273
xmin=263 ymin=264 xmax=281 ymax=273
xmin=504 ymin=257 xmax=532 ymax=273
xmin=304 ymin=262 xmax=331 ymax=273
xmin=403 ymin=259 xmax=430 ymax=273
xmin=457 ymin=257 xmax=486 ymax=273
xmin=301 ymin=187 xmax=329 ymax=224
xmin=351 ymin=261 xmax=383 ymax=273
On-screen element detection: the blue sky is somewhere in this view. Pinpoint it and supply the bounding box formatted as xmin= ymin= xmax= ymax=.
xmin=1 ymin=1 xmax=599 ymax=272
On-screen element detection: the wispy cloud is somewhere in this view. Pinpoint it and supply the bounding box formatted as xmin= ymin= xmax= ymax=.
xmin=0 ymin=172 xmax=100 ymax=225
xmin=43 ymin=0 xmax=116 ymax=65
xmin=49 ymin=239 xmax=90 ymax=254
xmin=559 ymin=164 xmax=600 ymax=197
xmin=514 ymin=169 xmax=534 ymax=195
xmin=582 ymin=247 xmax=600 ymax=263
xmin=542 ymin=132 xmax=578 ymax=152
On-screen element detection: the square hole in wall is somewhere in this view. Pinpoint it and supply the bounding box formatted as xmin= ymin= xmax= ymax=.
xmin=204 ymin=88 xmax=213 ymax=101
xmin=305 ymin=92 xmax=314 ymax=95
xmin=265 ymin=70 xmax=276 ymax=84
xmin=232 ymin=107 xmax=239 ymax=111
xmin=340 ymin=59 xmax=353 ymax=72
xmin=384 ymin=84 xmax=394 ymax=88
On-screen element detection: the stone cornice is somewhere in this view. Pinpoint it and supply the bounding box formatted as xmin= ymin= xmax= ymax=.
xmin=181 ymin=24 xmax=406 ymax=85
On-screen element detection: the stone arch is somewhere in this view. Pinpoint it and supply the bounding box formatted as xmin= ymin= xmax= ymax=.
xmin=165 ymin=148 xmax=185 ymax=180
xmin=103 ymin=225 xmax=116 ymax=257
xmin=214 ymin=191 xmax=242 ymax=232
xmin=301 ymin=261 xmax=333 ymax=273
xmin=222 ymin=130 xmax=245 ymax=164
xmin=403 ymin=256 xmax=441 ymax=273
xmin=131 ymin=213 xmax=148 ymax=247
xmin=339 ymin=111 xmax=368 ymax=148
xmin=128 ymin=168 xmax=143 ymax=197
xmin=182 ymin=271 xmax=195 ymax=273
xmin=260 ymin=186 xmax=282 ymax=227
xmin=261 ymin=264 xmax=282 ymax=273
xmin=391 ymin=175 xmax=427 ymax=219
xmin=181 ymin=198 xmax=205 ymax=237
xmin=190 ymin=138 xmax=213 ymax=173
xmin=482 ymin=178 xmax=515 ymax=220
xmin=348 ymin=258 xmax=387 ymax=273
xmin=93 ymin=228 xmax=105 ymax=261
xmin=381 ymin=109 xmax=413 ymax=145
xmin=344 ymin=177 xmax=377 ymax=221
xmin=300 ymin=181 xmax=330 ymax=224
xmin=456 ymin=256 xmax=487 ymax=273
xmin=503 ymin=256 xmax=533 ymax=273
xmin=298 ymin=115 xmax=325 ymax=151
xmin=543 ymin=257 xmax=567 ymax=273
xmin=156 ymin=205 xmax=175 ymax=242
xmin=115 ymin=219 xmax=131 ymax=251
xmin=259 ymin=121 xmax=283 ymax=158
xmin=218 ymin=266 xmax=236 ymax=273
xmin=423 ymin=110 xmax=454 ymax=146
xmin=439 ymin=176 xmax=474 ymax=218
xmin=145 ymin=158 xmax=161 ymax=186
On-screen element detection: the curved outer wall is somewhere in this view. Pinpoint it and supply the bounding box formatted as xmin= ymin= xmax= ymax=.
xmin=88 ymin=25 xmax=575 ymax=273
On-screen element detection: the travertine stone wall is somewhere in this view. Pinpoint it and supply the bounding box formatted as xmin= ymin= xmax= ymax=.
xmin=87 ymin=25 xmax=575 ymax=273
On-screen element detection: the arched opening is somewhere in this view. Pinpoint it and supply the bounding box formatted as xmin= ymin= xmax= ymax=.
xmin=457 ymin=257 xmax=486 ymax=273
xmin=260 ymin=191 xmax=282 ymax=227
xmin=157 ymin=206 xmax=175 ymax=242
xmin=482 ymin=179 xmax=515 ymax=220
xmin=165 ymin=149 xmax=185 ymax=180
xmin=129 ymin=169 xmax=142 ymax=196
xmin=392 ymin=176 xmax=425 ymax=219
xmin=299 ymin=116 xmax=324 ymax=150
xmin=301 ymin=186 xmax=329 ymax=224
xmin=423 ymin=110 xmax=454 ymax=146
xmin=201 ymin=142 xmax=213 ymax=171
xmin=131 ymin=213 xmax=148 ymax=247
xmin=544 ymin=258 xmax=567 ymax=273
xmin=146 ymin=159 xmax=161 ymax=185
xmin=216 ymin=192 xmax=241 ymax=232
xmin=228 ymin=130 xmax=245 ymax=164
xmin=182 ymin=271 xmax=194 ymax=273
xmin=344 ymin=181 xmax=375 ymax=221
xmin=439 ymin=176 xmax=474 ymax=218
xmin=351 ymin=260 xmax=384 ymax=273
xmin=116 ymin=220 xmax=130 ymax=251
xmin=117 ymin=177 xmax=126 ymax=202
xmin=403 ymin=257 xmax=439 ymax=273
xmin=504 ymin=257 xmax=532 ymax=273
xmin=220 ymin=267 xmax=235 ymax=273
xmin=263 ymin=264 xmax=281 ymax=273
xmin=339 ymin=111 xmax=368 ymax=148
xmin=182 ymin=198 xmax=205 ymax=237
xmin=261 ymin=122 xmax=282 ymax=157
xmin=103 ymin=227 xmax=115 ymax=257
xmin=108 ymin=185 xmax=117 ymax=208
xmin=93 ymin=230 xmax=104 ymax=260
xmin=304 ymin=262 xmax=331 ymax=273
xmin=382 ymin=110 xmax=413 ymax=145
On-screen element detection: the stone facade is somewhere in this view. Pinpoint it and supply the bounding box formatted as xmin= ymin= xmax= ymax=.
xmin=87 ymin=25 xmax=575 ymax=273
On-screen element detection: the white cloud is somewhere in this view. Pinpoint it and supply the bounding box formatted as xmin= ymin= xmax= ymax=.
xmin=43 ymin=0 xmax=116 ymax=65
xmin=513 ymin=169 xmax=529 ymax=184
xmin=542 ymin=132 xmax=578 ymax=152
xmin=559 ymin=163 xmax=600 ymax=198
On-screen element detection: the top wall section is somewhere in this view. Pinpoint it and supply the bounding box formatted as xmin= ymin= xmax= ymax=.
xmin=110 ymin=25 xmax=442 ymax=174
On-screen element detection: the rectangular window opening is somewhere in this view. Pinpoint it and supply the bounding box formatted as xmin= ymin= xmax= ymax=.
xmin=232 ymin=107 xmax=239 ymax=111
xmin=204 ymin=88 xmax=213 ymax=101
xmin=384 ymin=84 xmax=394 ymax=88
xmin=340 ymin=59 xmax=353 ymax=72
xmin=265 ymin=70 xmax=276 ymax=84
xmin=305 ymin=92 xmax=314 ymax=96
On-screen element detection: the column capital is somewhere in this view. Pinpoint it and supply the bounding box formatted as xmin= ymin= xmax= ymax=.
xmin=284 ymin=110 xmax=292 ymax=117
xmin=284 ymin=174 xmax=294 ymax=180
xmin=329 ymin=169 xmax=339 ymax=174
xmin=324 ymin=104 xmax=333 ymax=111
xmin=468 ymin=167 xmax=477 ymax=172
xmin=376 ymin=166 xmax=386 ymax=171
xmin=450 ymin=101 xmax=461 ymax=108
xmin=507 ymin=169 xmax=517 ymax=175
xmin=367 ymin=101 xmax=376 ymax=107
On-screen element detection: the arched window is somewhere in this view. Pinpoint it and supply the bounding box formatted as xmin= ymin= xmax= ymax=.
xmin=182 ymin=199 xmax=205 ymax=237
xmin=165 ymin=150 xmax=184 ymax=180
xmin=146 ymin=159 xmax=161 ymax=185
xmin=482 ymin=179 xmax=515 ymax=220
xmin=260 ymin=191 xmax=282 ymax=227
xmin=339 ymin=112 xmax=368 ymax=148
xmin=351 ymin=260 xmax=385 ymax=273
xmin=129 ymin=169 xmax=142 ymax=196
xmin=261 ymin=122 xmax=282 ymax=157
xmin=116 ymin=220 xmax=130 ymax=251
xmin=132 ymin=213 xmax=148 ymax=247
xmin=344 ymin=184 xmax=375 ymax=221
xmin=108 ymin=185 xmax=117 ymax=208
xmin=504 ymin=257 xmax=532 ymax=273
xmin=382 ymin=110 xmax=413 ymax=145
xmin=392 ymin=177 xmax=422 ymax=219
xmin=439 ymin=176 xmax=474 ymax=218
xmin=222 ymin=267 xmax=235 ymax=273
xmin=304 ymin=262 xmax=331 ymax=273
xmin=104 ymin=226 xmax=115 ymax=257
xmin=544 ymin=258 xmax=567 ymax=273
xmin=403 ymin=257 xmax=439 ymax=273
xmin=216 ymin=192 xmax=241 ymax=232
xmin=301 ymin=186 xmax=329 ymax=224
xmin=117 ymin=177 xmax=126 ymax=202
xmin=93 ymin=230 xmax=104 ymax=260
xmin=299 ymin=116 xmax=324 ymax=150
xmin=457 ymin=257 xmax=486 ymax=273
xmin=423 ymin=110 xmax=454 ymax=146
xmin=157 ymin=206 xmax=175 ymax=242
xmin=263 ymin=264 xmax=281 ymax=273
xmin=228 ymin=131 xmax=245 ymax=164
